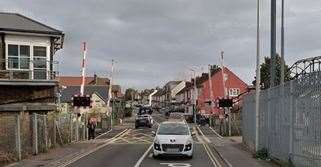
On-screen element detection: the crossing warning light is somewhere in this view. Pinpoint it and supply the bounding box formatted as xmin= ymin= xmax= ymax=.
xmin=218 ymin=98 xmax=233 ymax=108
xmin=72 ymin=95 xmax=91 ymax=107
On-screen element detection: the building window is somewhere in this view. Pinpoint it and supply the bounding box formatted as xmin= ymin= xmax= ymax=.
xmin=33 ymin=46 xmax=47 ymax=79
xmin=7 ymin=44 xmax=30 ymax=70
xmin=229 ymin=88 xmax=240 ymax=97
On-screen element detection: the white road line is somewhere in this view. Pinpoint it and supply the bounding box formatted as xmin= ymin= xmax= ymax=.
xmin=95 ymin=129 xmax=112 ymax=139
xmin=208 ymin=126 xmax=224 ymax=140
xmin=58 ymin=129 xmax=129 ymax=167
xmin=134 ymin=144 xmax=153 ymax=167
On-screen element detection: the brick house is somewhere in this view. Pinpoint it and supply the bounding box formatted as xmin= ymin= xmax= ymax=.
xmin=0 ymin=12 xmax=64 ymax=112
xmin=197 ymin=67 xmax=248 ymax=115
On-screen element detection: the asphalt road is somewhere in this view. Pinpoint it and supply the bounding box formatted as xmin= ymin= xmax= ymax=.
xmin=67 ymin=112 xmax=227 ymax=167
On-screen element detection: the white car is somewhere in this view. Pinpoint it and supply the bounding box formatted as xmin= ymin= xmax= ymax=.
xmin=152 ymin=121 xmax=194 ymax=159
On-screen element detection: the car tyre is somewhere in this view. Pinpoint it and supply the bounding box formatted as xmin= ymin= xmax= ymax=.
xmin=187 ymin=155 xmax=193 ymax=159
xmin=152 ymin=153 xmax=159 ymax=159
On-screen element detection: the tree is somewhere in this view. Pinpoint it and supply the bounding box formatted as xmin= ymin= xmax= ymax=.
xmin=253 ymin=54 xmax=292 ymax=89
xmin=124 ymin=88 xmax=137 ymax=101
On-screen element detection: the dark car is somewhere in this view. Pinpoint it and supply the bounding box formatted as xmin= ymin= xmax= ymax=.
xmin=135 ymin=114 xmax=153 ymax=128
xmin=138 ymin=106 xmax=153 ymax=115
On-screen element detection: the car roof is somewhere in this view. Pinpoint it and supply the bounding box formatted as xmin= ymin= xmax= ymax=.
xmin=160 ymin=120 xmax=187 ymax=125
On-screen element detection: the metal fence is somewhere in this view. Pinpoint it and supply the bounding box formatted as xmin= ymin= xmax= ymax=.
xmin=0 ymin=112 xmax=110 ymax=163
xmin=242 ymin=71 xmax=321 ymax=167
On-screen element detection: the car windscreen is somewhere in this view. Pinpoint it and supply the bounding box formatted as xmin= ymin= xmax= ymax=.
xmin=157 ymin=123 xmax=189 ymax=135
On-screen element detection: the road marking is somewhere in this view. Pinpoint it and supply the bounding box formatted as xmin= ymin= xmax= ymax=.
xmin=58 ymin=129 xmax=129 ymax=167
xmin=160 ymin=163 xmax=192 ymax=167
xmin=208 ymin=126 xmax=224 ymax=140
xmin=95 ymin=129 xmax=112 ymax=139
xmin=134 ymin=144 xmax=153 ymax=167
xmin=196 ymin=126 xmax=211 ymax=143
xmin=196 ymin=126 xmax=222 ymax=167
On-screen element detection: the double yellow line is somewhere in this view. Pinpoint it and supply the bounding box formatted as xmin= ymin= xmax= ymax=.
xmin=196 ymin=126 xmax=222 ymax=167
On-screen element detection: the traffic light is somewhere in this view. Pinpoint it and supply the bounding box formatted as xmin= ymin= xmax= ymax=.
xmin=218 ymin=98 xmax=233 ymax=108
xmin=73 ymin=95 xmax=91 ymax=107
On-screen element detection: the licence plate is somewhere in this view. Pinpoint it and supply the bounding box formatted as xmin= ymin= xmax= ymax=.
xmin=166 ymin=148 xmax=179 ymax=153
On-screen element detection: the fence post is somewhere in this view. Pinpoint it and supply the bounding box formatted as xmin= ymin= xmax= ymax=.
xmin=43 ymin=115 xmax=48 ymax=151
xmin=70 ymin=114 xmax=73 ymax=143
xmin=32 ymin=113 xmax=38 ymax=155
xmin=76 ymin=115 xmax=79 ymax=141
xmin=289 ymin=80 xmax=294 ymax=160
xmin=267 ymin=88 xmax=271 ymax=151
xmin=53 ymin=115 xmax=57 ymax=147
xmin=15 ymin=113 xmax=21 ymax=160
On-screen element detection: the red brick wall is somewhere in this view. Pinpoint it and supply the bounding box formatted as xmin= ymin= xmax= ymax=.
xmin=197 ymin=67 xmax=248 ymax=115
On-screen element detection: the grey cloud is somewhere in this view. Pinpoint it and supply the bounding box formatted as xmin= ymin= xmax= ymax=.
xmin=1 ymin=0 xmax=321 ymax=89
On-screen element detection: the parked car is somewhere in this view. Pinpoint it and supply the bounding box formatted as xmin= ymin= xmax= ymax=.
xmin=152 ymin=120 xmax=194 ymax=159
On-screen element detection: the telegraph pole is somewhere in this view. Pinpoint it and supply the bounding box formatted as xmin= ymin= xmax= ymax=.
xmin=270 ymin=0 xmax=277 ymax=87
xmin=220 ymin=51 xmax=231 ymax=136
xmin=108 ymin=60 xmax=114 ymax=130
xmin=208 ymin=65 xmax=214 ymax=114
xmin=255 ymin=0 xmax=261 ymax=152
xmin=192 ymin=70 xmax=197 ymax=123
xmin=280 ymin=0 xmax=285 ymax=85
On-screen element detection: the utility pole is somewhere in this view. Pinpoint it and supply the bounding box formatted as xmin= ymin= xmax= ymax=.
xmin=208 ymin=65 xmax=214 ymax=124
xmin=221 ymin=51 xmax=231 ymax=136
xmin=280 ymin=0 xmax=285 ymax=85
xmin=255 ymin=0 xmax=261 ymax=152
xmin=192 ymin=70 xmax=197 ymax=124
xmin=108 ymin=60 xmax=114 ymax=130
xmin=270 ymin=0 xmax=277 ymax=87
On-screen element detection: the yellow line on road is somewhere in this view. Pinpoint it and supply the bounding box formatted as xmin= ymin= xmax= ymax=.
xmin=196 ymin=126 xmax=222 ymax=167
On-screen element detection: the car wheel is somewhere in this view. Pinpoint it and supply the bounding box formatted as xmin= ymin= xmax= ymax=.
xmin=152 ymin=153 xmax=159 ymax=159
xmin=187 ymin=155 xmax=193 ymax=159
xmin=135 ymin=125 xmax=139 ymax=129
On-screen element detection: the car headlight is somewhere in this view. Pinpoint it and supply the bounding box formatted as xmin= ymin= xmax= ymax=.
xmin=154 ymin=138 xmax=161 ymax=151
xmin=154 ymin=138 xmax=160 ymax=144
xmin=186 ymin=138 xmax=193 ymax=145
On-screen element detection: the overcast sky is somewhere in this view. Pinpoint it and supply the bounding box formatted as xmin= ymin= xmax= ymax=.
xmin=1 ymin=0 xmax=321 ymax=90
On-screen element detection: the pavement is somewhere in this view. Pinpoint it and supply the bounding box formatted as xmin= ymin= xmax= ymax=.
xmin=198 ymin=126 xmax=279 ymax=167
xmin=4 ymin=111 xmax=278 ymax=167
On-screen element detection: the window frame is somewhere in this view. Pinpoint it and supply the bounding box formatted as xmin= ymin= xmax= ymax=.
xmin=33 ymin=45 xmax=48 ymax=80
xmin=228 ymin=88 xmax=240 ymax=97
xmin=5 ymin=41 xmax=50 ymax=79
xmin=7 ymin=44 xmax=31 ymax=70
